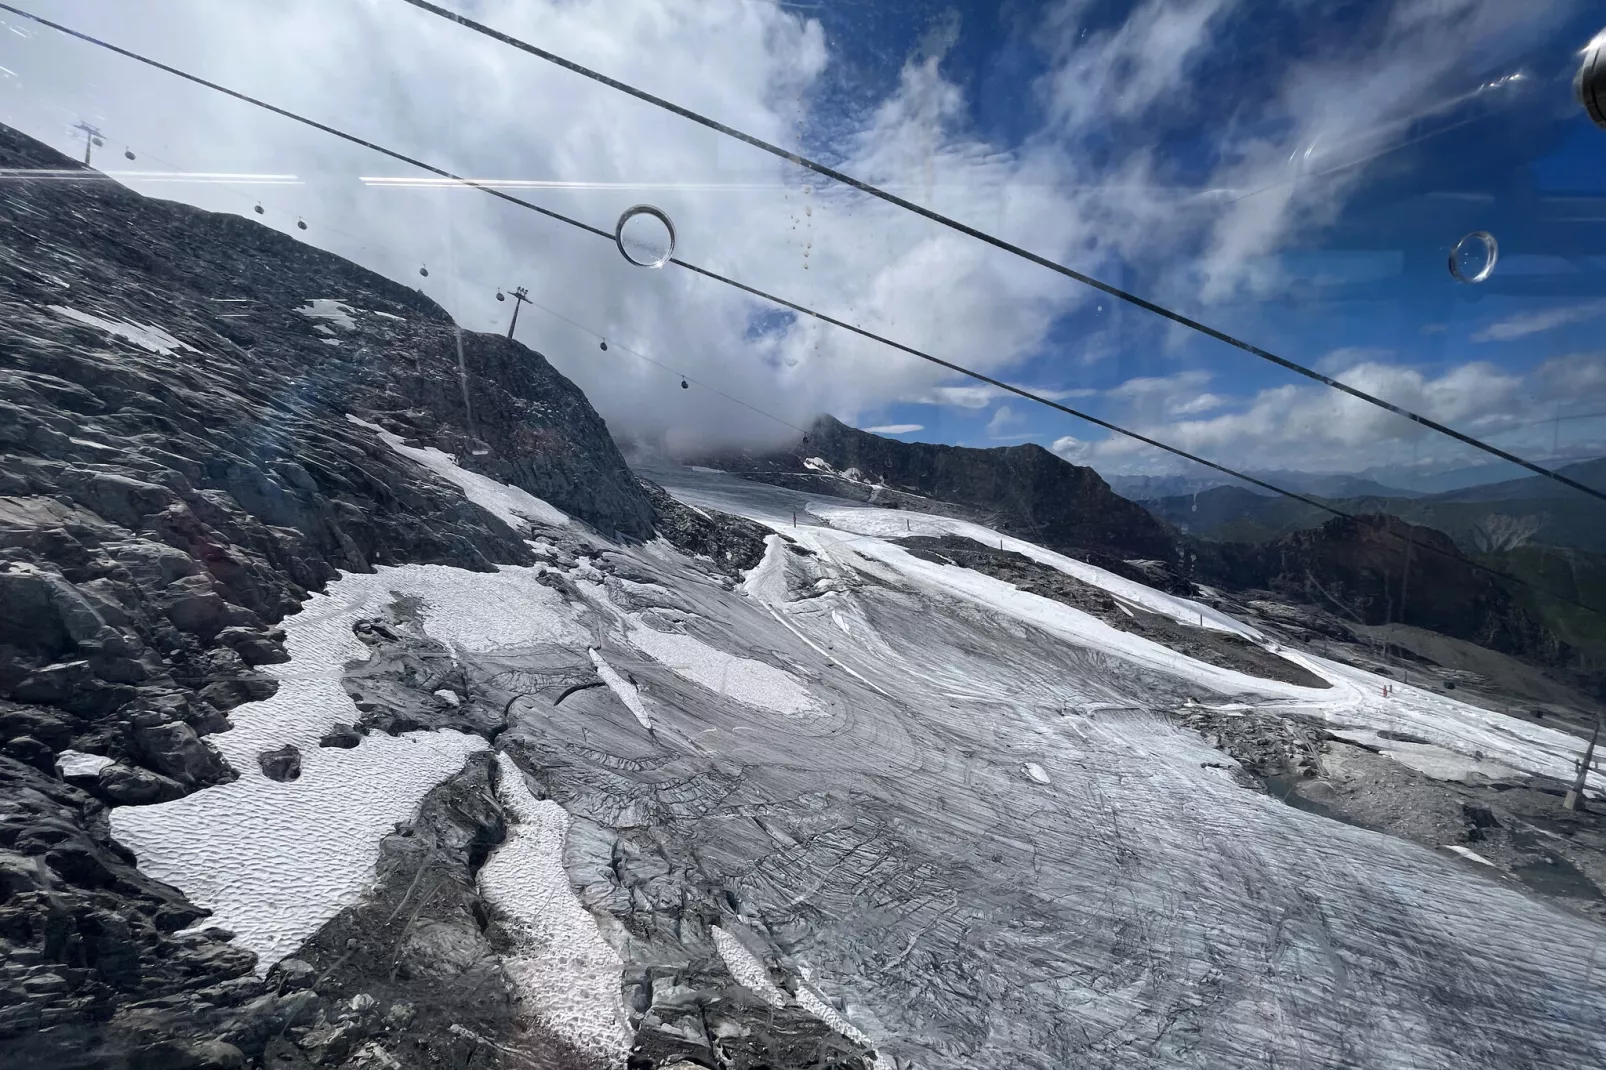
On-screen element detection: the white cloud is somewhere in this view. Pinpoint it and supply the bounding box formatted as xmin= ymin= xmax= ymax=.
xmin=985 ymin=404 xmax=1025 ymax=437
xmin=1 ymin=0 xmax=1581 ymax=457
xmin=1070 ymin=354 xmax=1606 ymax=476
xmin=1050 ymin=435 xmax=1092 ymax=463
xmin=1315 ymin=347 xmax=1394 ymax=374
xmin=1534 ymin=352 xmax=1606 ymax=397
xmin=1171 ymin=393 xmax=1226 ymax=417
xmin=1106 ymin=370 xmax=1213 ymax=400
xmin=1471 ymin=300 xmax=1606 ymax=343
xmin=907 ymin=383 xmax=1096 ymax=409
xmin=862 ymin=423 xmax=923 ymax=434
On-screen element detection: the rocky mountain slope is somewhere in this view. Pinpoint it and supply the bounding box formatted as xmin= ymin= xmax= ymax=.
xmin=1196 ymin=514 xmax=1568 ymax=670
xmin=0 ymin=122 xmax=660 ymax=1067
xmin=694 ymin=417 xmax=1591 ymax=696
xmin=1147 ymin=483 xmax=1606 ymax=697
xmin=7 ymin=115 xmax=1606 ymax=1070
xmin=693 ymin=415 xmax=1177 ymax=561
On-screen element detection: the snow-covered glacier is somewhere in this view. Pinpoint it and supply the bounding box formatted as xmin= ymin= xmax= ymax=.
xmin=114 ymin=453 xmax=1606 ymax=1070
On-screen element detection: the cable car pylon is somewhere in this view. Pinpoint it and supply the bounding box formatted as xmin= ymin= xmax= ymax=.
xmin=502 ymin=286 xmax=530 ymax=339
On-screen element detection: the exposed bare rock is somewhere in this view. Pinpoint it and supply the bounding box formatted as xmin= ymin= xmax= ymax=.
xmin=639 ymin=478 xmax=770 ymax=578
xmin=257 ymin=744 xmax=302 ymax=783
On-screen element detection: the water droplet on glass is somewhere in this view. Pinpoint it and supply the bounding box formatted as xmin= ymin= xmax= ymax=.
xmin=1576 ymin=25 xmax=1606 ymax=130
xmin=1449 ymin=231 xmax=1497 ymax=284
xmin=614 ymin=205 xmax=676 ymax=268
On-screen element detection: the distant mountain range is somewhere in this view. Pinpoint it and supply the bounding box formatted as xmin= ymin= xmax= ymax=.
xmin=1106 ymin=472 xmax=1420 ymax=501
xmin=1103 ymin=456 xmax=1606 ymax=502
xmin=1140 ymin=457 xmax=1606 ymax=555
xmin=1138 ymin=457 xmax=1606 ymax=697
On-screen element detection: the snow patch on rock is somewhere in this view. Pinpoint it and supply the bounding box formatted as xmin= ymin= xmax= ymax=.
xmin=481 ymin=752 xmax=632 ymax=1067
xmin=712 ymin=927 xmax=787 ymax=1008
xmin=791 ymin=974 xmax=894 ymax=1070
xmin=296 ymin=299 xmax=357 ymax=330
xmin=346 ymin=414 xmax=569 ymax=530
xmin=109 ymin=562 xmax=589 ymax=972
xmin=1445 ymin=845 xmax=1496 ymax=866
xmin=55 ymin=749 xmax=114 ymax=777
xmin=49 ymin=304 xmax=190 ymax=354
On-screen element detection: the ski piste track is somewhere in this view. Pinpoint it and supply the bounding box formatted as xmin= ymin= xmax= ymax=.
xmin=113 ymin=449 xmax=1606 ymax=1070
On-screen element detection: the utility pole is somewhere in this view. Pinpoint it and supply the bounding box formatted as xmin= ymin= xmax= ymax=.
xmin=73 ymin=122 xmax=104 ymax=166
xmin=1564 ymin=713 xmax=1602 ymax=811
xmin=504 ymin=286 xmax=530 ymax=339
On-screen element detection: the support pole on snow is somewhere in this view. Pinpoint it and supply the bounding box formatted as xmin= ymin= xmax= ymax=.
xmin=1565 ymin=714 xmax=1603 ymax=811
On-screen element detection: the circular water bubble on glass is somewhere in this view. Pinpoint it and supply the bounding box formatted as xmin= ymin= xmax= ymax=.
xmin=1449 ymin=231 xmax=1498 ymax=284
xmin=614 ymin=205 xmax=676 ymax=269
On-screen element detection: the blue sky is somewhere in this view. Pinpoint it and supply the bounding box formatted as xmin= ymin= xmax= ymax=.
xmin=808 ymin=0 xmax=1606 ymax=478
xmin=3 ymin=0 xmax=1605 ymax=481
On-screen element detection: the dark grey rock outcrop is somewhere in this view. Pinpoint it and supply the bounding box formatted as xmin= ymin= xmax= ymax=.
xmin=694 ymin=414 xmax=1178 ymax=560
xmin=1197 ymin=514 xmax=1567 ymax=668
xmin=0 ymin=117 xmax=657 ymax=786
xmin=639 ymin=478 xmax=770 ymax=577
xmin=277 ymin=753 xmax=533 ymax=1069
xmin=256 ymin=744 xmax=302 ymax=782
xmin=0 ymin=753 xmax=262 ymax=1064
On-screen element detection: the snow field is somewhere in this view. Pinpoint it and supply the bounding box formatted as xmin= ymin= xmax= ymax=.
xmin=711 ymin=927 xmax=787 ymax=1008
xmin=625 ymin=623 xmax=819 ymax=719
xmin=712 ymin=928 xmax=894 ymax=1069
xmin=110 ymin=562 xmax=588 ymax=972
xmin=698 ymin=481 xmax=1600 ymax=796
xmin=480 ymin=753 xmax=632 ymax=1068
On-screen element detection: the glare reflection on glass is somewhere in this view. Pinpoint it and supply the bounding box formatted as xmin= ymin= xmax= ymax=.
xmin=1449 ymin=231 xmax=1498 ymax=284
xmin=614 ymin=205 xmax=676 ymax=268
